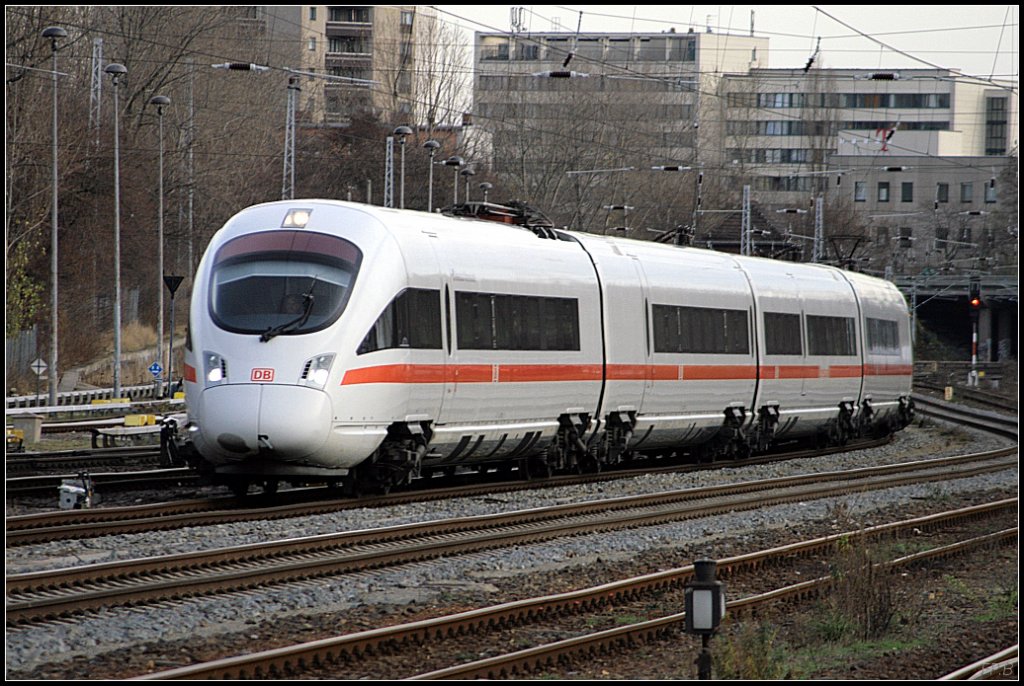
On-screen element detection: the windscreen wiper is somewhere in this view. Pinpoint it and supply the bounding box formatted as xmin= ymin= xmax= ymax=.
xmin=260 ymin=277 xmax=318 ymax=343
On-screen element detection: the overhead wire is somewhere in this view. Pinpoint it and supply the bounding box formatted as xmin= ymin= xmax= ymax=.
xmin=434 ymin=6 xmax=1014 ymax=179
xmin=9 ymin=6 xmax=1015 ymax=186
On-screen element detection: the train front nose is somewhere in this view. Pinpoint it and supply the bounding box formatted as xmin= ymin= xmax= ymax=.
xmin=197 ymin=384 xmax=333 ymax=461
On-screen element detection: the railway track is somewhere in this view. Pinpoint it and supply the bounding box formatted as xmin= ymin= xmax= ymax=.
xmin=911 ymin=393 xmax=1018 ymax=439
xmin=914 ymin=380 xmax=1018 ymax=414
xmin=8 ymin=390 xmax=1012 ymax=498
xmin=127 ymin=500 xmax=1017 ymax=680
xmin=4 ymin=446 xmax=164 ymax=476
xmin=940 ymin=645 xmax=1019 ymax=681
xmin=6 ymin=438 xmax=889 ymax=545
xmin=6 ymin=448 xmax=1016 ymax=627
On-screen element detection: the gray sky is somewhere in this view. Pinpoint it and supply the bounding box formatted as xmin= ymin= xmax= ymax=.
xmin=435 ymin=4 xmax=1019 ymax=80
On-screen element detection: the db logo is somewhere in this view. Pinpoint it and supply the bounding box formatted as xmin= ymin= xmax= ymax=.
xmin=251 ymin=368 xmax=275 ymax=382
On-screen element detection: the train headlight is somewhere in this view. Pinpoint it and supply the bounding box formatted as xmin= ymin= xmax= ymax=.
xmin=301 ymin=354 xmax=335 ymax=389
xmin=204 ymin=351 xmax=227 ymax=387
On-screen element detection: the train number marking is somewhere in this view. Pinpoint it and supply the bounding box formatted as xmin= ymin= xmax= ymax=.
xmin=251 ymin=368 xmax=275 ymax=382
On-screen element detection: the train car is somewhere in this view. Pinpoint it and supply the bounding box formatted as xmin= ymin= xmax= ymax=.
xmin=177 ymin=199 xmax=913 ymax=494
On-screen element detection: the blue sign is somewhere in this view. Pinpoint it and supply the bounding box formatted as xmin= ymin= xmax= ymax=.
xmin=149 ymin=362 xmax=164 ymax=378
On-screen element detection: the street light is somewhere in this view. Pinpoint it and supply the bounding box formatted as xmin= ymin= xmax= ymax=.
xmin=149 ymin=94 xmax=171 ymax=395
xmin=479 ymin=182 xmax=493 ymax=204
xmin=43 ymin=26 xmax=68 ymax=406
xmin=460 ymin=167 xmax=476 ymax=203
xmin=443 ymin=156 xmax=464 ymax=205
xmin=423 ymin=139 xmax=440 ymax=212
xmin=393 ymin=125 xmax=412 ymax=209
xmin=106 ymin=62 xmax=127 ymax=400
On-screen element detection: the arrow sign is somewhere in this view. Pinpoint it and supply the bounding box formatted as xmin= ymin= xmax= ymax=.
xmin=31 ymin=358 xmax=48 ymax=376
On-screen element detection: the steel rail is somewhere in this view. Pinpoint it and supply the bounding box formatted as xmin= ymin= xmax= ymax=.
xmin=6 ymin=438 xmax=891 ymax=544
xmin=939 ymin=645 xmax=1019 ymax=681
xmin=132 ymin=503 xmax=1017 ymax=680
xmin=7 ymin=453 xmax=1016 ymax=625
xmin=912 ymin=393 xmax=1018 ymax=439
xmin=408 ymin=529 xmax=1018 ymax=681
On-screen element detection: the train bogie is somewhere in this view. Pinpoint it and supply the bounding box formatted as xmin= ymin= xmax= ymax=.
xmin=177 ymin=199 xmax=913 ymax=493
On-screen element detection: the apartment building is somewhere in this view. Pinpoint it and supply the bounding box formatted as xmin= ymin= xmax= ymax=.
xmin=472 ymin=29 xmax=768 ymax=227
xmin=261 ymin=5 xmax=428 ymax=126
xmin=720 ymin=68 xmax=1017 ymax=194
xmin=718 ymin=68 xmax=1017 ymax=275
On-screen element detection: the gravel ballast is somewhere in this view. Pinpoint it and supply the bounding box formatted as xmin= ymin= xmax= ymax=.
xmin=5 ymin=420 xmax=1017 ymax=676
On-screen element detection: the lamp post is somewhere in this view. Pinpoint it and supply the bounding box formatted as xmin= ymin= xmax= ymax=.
xmin=149 ymin=94 xmax=170 ymax=395
xmin=479 ymin=182 xmax=493 ymax=204
xmin=43 ymin=26 xmax=68 ymax=406
xmin=684 ymin=559 xmax=726 ymax=680
xmin=423 ymin=139 xmax=440 ymax=212
xmin=444 ymin=156 xmax=464 ymax=205
xmin=106 ymin=63 xmax=127 ymax=400
xmin=393 ymin=125 xmax=412 ymax=208
xmin=460 ymin=167 xmax=476 ymax=203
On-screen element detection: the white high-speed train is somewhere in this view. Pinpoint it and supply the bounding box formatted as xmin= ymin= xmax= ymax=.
xmin=176 ymin=199 xmax=913 ymax=494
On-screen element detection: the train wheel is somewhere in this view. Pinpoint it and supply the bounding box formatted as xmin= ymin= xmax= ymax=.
xmin=262 ymin=479 xmax=279 ymax=495
xmin=229 ymin=479 xmax=250 ymax=498
xmin=526 ymin=455 xmax=552 ymax=480
xmin=580 ymin=446 xmax=602 ymax=473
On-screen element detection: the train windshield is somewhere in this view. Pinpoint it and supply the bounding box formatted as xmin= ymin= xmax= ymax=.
xmin=209 ymin=230 xmax=361 ymax=336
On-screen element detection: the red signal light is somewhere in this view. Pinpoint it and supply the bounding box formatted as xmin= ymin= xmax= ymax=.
xmin=970 ymin=297 xmax=981 ymax=308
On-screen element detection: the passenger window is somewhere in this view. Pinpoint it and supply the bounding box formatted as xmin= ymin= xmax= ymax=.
xmin=652 ymin=304 xmax=749 ymax=354
xmin=806 ymin=315 xmax=856 ymax=356
xmin=357 ymin=288 xmax=442 ymax=354
xmin=764 ymin=312 xmax=802 ymax=355
xmin=455 ymin=291 xmax=580 ymax=351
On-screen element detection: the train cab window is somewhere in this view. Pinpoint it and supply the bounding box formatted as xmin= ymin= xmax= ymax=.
xmin=806 ymin=315 xmax=856 ymax=356
xmin=209 ymin=231 xmax=361 ymax=336
xmin=866 ymin=317 xmax=901 ymax=355
xmin=358 ymin=288 xmax=442 ymax=354
xmin=764 ymin=312 xmax=802 ymax=355
xmin=456 ymin=292 xmax=580 ymax=351
xmin=652 ymin=304 xmax=749 ymax=354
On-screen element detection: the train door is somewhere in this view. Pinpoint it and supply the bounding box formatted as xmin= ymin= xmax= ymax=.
xmin=631 ymin=255 xmax=653 ymax=410
xmin=415 ymin=231 xmax=449 ymax=422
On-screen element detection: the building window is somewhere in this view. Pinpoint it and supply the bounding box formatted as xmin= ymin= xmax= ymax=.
xmin=985 ymin=182 xmax=997 ymax=203
xmin=877 ymin=182 xmax=890 ymax=202
xmin=898 ymin=226 xmax=913 ymax=249
xmin=854 ymin=181 xmax=866 ymax=202
xmin=985 ymin=97 xmax=1008 ymax=155
xmin=309 ymin=7 xmax=316 ymax=21
xmin=481 ymin=40 xmax=509 ymax=61
xmin=329 ymin=36 xmax=369 ymax=54
xmin=936 ymin=183 xmax=949 ymax=203
xmin=669 ymin=37 xmax=696 ymax=61
xmin=900 ymin=182 xmax=913 ymax=203
xmin=308 ymin=37 xmax=316 ymax=51
xmin=960 ymin=182 xmax=973 ymax=203
xmin=329 ymin=7 xmax=370 ymax=23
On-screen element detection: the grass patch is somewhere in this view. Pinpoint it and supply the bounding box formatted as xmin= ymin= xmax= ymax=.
xmin=790 ymin=633 xmax=926 ymax=675
xmin=714 ymin=620 xmax=794 ymax=679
